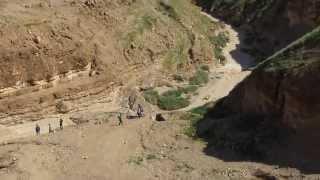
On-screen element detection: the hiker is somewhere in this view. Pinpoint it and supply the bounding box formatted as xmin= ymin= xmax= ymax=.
xmin=49 ymin=123 xmax=54 ymax=133
xmin=35 ymin=123 xmax=40 ymax=136
xmin=59 ymin=118 xmax=63 ymax=130
xmin=128 ymin=95 xmax=136 ymax=110
xmin=118 ymin=112 xmax=123 ymax=126
xmin=137 ymin=104 xmax=144 ymax=118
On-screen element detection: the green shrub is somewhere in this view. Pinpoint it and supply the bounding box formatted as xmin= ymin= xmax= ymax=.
xmin=200 ymin=64 xmax=210 ymax=72
xmin=182 ymin=104 xmax=211 ymax=138
xmin=128 ymin=155 xmax=144 ymax=165
xmin=210 ymin=32 xmax=229 ymax=61
xmin=189 ymin=106 xmax=209 ymax=116
xmin=183 ymin=113 xmax=203 ymax=138
xmin=158 ymin=90 xmax=190 ymax=110
xmin=143 ymin=89 xmax=159 ymax=105
xmin=189 ymin=70 xmax=209 ymax=85
xmin=210 ymin=32 xmax=229 ymax=49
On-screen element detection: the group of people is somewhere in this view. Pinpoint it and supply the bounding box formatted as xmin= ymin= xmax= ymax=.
xmin=117 ymin=102 xmax=144 ymax=126
xmin=35 ymin=96 xmax=144 ymax=134
xmin=35 ymin=118 xmax=64 ymax=136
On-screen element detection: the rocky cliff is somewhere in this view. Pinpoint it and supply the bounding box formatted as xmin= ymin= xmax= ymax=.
xmin=0 ymin=0 xmax=223 ymax=99
xmin=197 ymin=0 xmax=320 ymax=60
xmin=199 ymin=27 xmax=320 ymax=171
xmin=223 ymin=26 xmax=320 ymax=131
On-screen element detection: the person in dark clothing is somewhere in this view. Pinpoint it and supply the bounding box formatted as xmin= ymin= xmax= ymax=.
xmin=137 ymin=104 xmax=144 ymax=118
xmin=128 ymin=95 xmax=136 ymax=110
xmin=35 ymin=123 xmax=40 ymax=136
xmin=59 ymin=118 xmax=63 ymax=130
xmin=118 ymin=113 xmax=123 ymax=126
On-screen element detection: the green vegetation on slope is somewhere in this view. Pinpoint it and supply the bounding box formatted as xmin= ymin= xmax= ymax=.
xmin=209 ymin=32 xmax=229 ymax=62
xmin=143 ymin=89 xmax=160 ymax=105
xmin=143 ymin=88 xmax=191 ymax=110
xmin=121 ymin=0 xmax=230 ymax=73
xmin=183 ymin=104 xmax=211 ymax=138
xmin=158 ymin=90 xmax=190 ymax=110
xmin=189 ymin=69 xmax=209 ymax=85
xmin=259 ymin=26 xmax=320 ymax=71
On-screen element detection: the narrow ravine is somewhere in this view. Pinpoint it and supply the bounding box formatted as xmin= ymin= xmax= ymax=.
xmin=180 ymin=12 xmax=255 ymax=111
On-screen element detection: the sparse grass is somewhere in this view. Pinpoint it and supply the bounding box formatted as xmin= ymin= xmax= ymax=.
xmin=178 ymin=85 xmax=199 ymax=94
xmin=210 ymin=32 xmax=229 ymax=61
xmin=189 ymin=69 xmax=209 ymax=85
xmin=128 ymin=155 xmax=144 ymax=165
xmin=143 ymin=89 xmax=159 ymax=105
xmin=174 ymin=162 xmax=194 ymax=172
xmin=124 ymin=13 xmax=157 ymax=47
xmin=183 ymin=112 xmax=203 ymax=138
xmin=210 ymin=32 xmax=229 ymax=49
xmin=158 ymin=1 xmax=179 ymax=21
xmin=200 ymin=64 xmax=210 ymax=72
xmin=182 ymin=104 xmax=210 ymax=138
xmin=162 ymin=36 xmax=190 ymax=72
xmin=146 ymin=154 xmax=158 ymax=160
xmin=158 ymin=89 xmax=190 ymax=110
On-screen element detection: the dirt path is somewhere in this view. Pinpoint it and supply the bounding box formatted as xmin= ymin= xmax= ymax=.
xmin=181 ymin=12 xmax=254 ymax=111
xmin=0 ymin=87 xmax=122 ymax=143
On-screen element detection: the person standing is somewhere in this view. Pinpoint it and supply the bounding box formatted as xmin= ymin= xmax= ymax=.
xmin=118 ymin=113 xmax=123 ymax=126
xmin=59 ymin=118 xmax=63 ymax=130
xmin=137 ymin=104 xmax=144 ymax=118
xmin=49 ymin=123 xmax=54 ymax=133
xmin=128 ymin=95 xmax=136 ymax=110
xmin=35 ymin=123 xmax=40 ymax=136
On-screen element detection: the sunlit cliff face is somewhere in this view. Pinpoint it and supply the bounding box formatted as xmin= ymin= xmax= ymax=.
xmin=287 ymin=0 xmax=320 ymax=27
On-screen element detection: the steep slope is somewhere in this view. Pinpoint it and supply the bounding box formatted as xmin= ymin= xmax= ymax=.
xmin=0 ymin=0 xmax=226 ymax=123
xmin=223 ymin=26 xmax=320 ymax=128
xmin=197 ymin=0 xmax=320 ymax=60
xmin=0 ymin=0 xmax=223 ymax=93
xmin=199 ymin=26 xmax=320 ymax=172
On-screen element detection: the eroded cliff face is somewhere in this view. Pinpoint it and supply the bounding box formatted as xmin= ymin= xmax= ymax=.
xmin=0 ymin=0 xmax=222 ymax=100
xmin=223 ymin=59 xmax=320 ymax=130
xmin=197 ymin=0 xmax=320 ymax=59
xmin=199 ymin=27 xmax=320 ymax=167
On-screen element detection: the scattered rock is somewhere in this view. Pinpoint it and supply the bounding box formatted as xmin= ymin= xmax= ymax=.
xmin=203 ymin=95 xmax=210 ymax=101
xmin=70 ymin=112 xmax=109 ymax=125
xmin=70 ymin=115 xmax=89 ymax=125
xmin=252 ymin=169 xmax=277 ymax=180
xmin=155 ymin=113 xmax=166 ymax=122
xmin=56 ymin=101 xmax=71 ymax=114
xmin=81 ymin=155 xmax=88 ymax=160
xmin=12 ymin=157 xmax=17 ymax=161
xmin=33 ymin=36 xmax=41 ymax=44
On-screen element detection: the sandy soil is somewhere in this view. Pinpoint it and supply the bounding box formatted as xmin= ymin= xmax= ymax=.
xmin=0 ymin=9 xmax=318 ymax=180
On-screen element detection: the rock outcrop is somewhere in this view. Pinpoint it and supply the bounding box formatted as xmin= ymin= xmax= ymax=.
xmin=222 ymin=27 xmax=320 ymax=130
xmin=197 ymin=0 xmax=320 ymax=59
xmin=199 ymin=27 xmax=320 ymax=171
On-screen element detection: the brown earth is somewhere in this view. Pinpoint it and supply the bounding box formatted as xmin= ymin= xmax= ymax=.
xmin=0 ymin=0 xmax=320 ymax=179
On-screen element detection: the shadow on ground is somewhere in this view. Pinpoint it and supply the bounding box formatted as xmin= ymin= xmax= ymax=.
xmin=196 ymin=98 xmax=320 ymax=175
